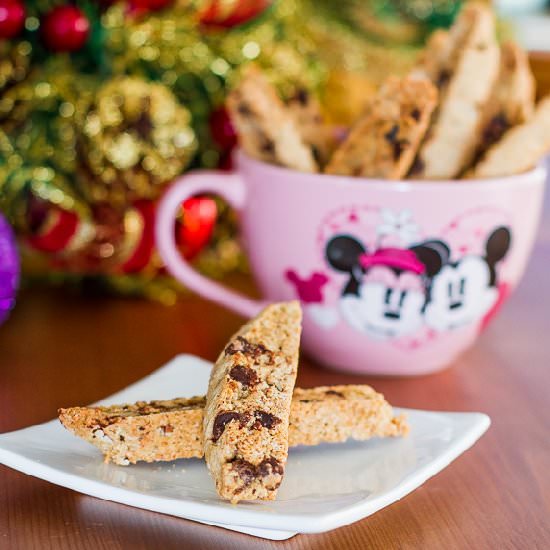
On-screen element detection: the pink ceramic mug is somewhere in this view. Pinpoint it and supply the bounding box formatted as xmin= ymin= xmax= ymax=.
xmin=156 ymin=151 xmax=546 ymax=375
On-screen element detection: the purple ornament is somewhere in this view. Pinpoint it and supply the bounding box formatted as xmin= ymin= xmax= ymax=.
xmin=0 ymin=213 xmax=19 ymax=325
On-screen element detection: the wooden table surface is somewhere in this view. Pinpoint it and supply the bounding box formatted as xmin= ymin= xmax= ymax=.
xmin=1 ymin=197 xmax=549 ymax=549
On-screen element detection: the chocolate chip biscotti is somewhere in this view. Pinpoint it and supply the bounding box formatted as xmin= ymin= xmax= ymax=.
xmin=59 ymin=386 xmax=408 ymax=465
xmin=469 ymin=41 xmax=536 ymax=169
xmin=203 ymin=301 xmax=302 ymax=503
xmin=414 ymin=2 xmax=500 ymax=179
xmin=473 ymin=96 xmax=550 ymax=178
xmin=325 ymin=75 xmax=438 ymax=179
xmin=227 ymin=66 xmax=318 ymax=172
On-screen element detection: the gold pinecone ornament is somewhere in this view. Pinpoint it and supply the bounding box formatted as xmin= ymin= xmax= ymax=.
xmin=78 ymin=77 xmax=197 ymax=206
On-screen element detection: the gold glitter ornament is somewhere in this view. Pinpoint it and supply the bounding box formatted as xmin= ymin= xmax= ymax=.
xmin=0 ymin=41 xmax=31 ymax=95
xmin=78 ymin=76 xmax=197 ymax=206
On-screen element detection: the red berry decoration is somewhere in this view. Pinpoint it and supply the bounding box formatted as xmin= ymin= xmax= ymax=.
xmin=146 ymin=0 xmax=172 ymax=11
xmin=200 ymin=0 xmax=272 ymax=28
xmin=209 ymin=105 xmax=237 ymax=151
xmin=42 ymin=6 xmax=89 ymax=52
xmin=120 ymin=201 xmax=156 ymax=274
xmin=0 ymin=0 xmax=25 ymax=40
xmin=177 ymin=197 xmax=217 ymax=260
xmin=127 ymin=0 xmax=171 ymax=17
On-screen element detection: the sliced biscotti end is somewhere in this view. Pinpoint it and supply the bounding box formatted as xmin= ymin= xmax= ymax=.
xmin=412 ymin=29 xmax=452 ymax=85
xmin=473 ymin=96 xmax=550 ymax=178
xmin=416 ymin=2 xmax=500 ymax=179
xmin=59 ymin=397 xmax=206 ymax=465
xmin=468 ymin=41 xmax=536 ymax=171
xmin=325 ymin=75 xmax=438 ymax=180
xmin=286 ymin=88 xmax=336 ymax=168
xmin=203 ymin=301 xmax=302 ymax=503
xmin=496 ymin=41 xmax=536 ymax=124
xmin=226 ymin=66 xmax=317 ymax=173
xmin=289 ymin=385 xmax=408 ymax=447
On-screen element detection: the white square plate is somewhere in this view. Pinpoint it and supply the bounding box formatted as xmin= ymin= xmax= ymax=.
xmin=0 ymin=355 xmax=490 ymax=541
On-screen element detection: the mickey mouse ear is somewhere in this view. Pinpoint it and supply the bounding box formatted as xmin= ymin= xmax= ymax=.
xmin=410 ymin=240 xmax=450 ymax=278
xmin=325 ymin=235 xmax=366 ymax=273
xmin=486 ymin=226 xmax=511 ymax=264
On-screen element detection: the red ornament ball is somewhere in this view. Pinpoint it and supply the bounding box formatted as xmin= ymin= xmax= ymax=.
xmin=42 ymin=6 xmax=90 ymax=52
xmin=209 ymin=105 xmax=237 ymax=151
xmin=146 ymin=0 xmax=172 ymax=11
xmin=200 ymin=0 xmax=272 ymax=28
xmin=26 ymin=198 xmax=81 ymax=254
xmin=0 ymin=0 xmax=25 ymax=40
xmin=119 ymin=200 xmax=156 ymax=274
xmin=177 ymin=197 xmax=217 ymax=260
xmin=126 ymin=0 xmax=171 ymax=17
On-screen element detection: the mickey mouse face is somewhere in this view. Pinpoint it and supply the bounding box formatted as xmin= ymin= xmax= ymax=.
xmin=424 ymin=226 xmax=511 ymax=332
xmin=325 ymin=235 xmax=449 ymax=339
xmin=424 ymin=257 xmax=498 ymax=331
xmin=340 ymin=266 xmax=426 ymax=339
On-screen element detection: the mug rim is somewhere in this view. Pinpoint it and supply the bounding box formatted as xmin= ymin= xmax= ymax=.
xmin=236 ymin=150 xmax=547 ymax=192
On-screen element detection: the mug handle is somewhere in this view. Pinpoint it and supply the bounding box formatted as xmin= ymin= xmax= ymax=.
xmin=155 ymin=171 xmax=266 ymax=318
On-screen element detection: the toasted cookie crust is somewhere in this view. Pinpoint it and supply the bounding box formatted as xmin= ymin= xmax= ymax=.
xmin=325 ymin=76 xmax=438 ymax=179
xmin=473 ymin=96 xmax=550 ymax=178
xmin=286 ymin=88 xmax=335 ymax=168
xmin=415 ymin=3 xmax=500 ymax=179
xmin=227 ymin=66 xmax=317 ymax=172
xmin=468 ymin=41 xmax=536 ymax=170
xmin=59 ymin=387 xmax=408 ymax=465
xmin=203 ymin=302 xmax=302 ymax=503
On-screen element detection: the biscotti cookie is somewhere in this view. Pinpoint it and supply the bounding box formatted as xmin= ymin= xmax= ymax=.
xmin=473 ymin=96 xmax=550 ymax=178
xmin=59 ymin=386 xmax=409 ymax=465
xmin=286 ymin=88 xmax=335 ymax=168
xmin=289 ymin=385 xmax=408 ymax=446
xmin=414 ymin=3 xmax=500 ymax=179
xmin=59 ymin=396 xmax=206 ymax=465
xmin=203 ymin=301 xmax=302 ymax=503
xmin=469 ymin=41 xmax=535 ymax=168
xmin=413 ymin=29 xmax=452 ymax=86
xmin=227 ymin=66 xmax=317 ymax=172
xmin=325 ymin=76 xmax=438 ymax=179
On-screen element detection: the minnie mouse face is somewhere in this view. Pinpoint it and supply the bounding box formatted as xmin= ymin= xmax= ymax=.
xmin=425 ymin=226 xmax=511 ymax=331
xmin=326 ymin=235 xmax=449 ymax=340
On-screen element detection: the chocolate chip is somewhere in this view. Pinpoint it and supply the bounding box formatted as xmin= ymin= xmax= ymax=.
xmin=231 ymin=459 xmax=258 ymax=486
xmin=258 ymin=457 xmax=284 ymax=476
xmin=119 ymin=435 xmax=125 ymax=442
xmin=437 ymin=70 xmax=451 ymax=88
xmin=230 ymin=457 xmax=284 ymax=486
xmin=482 ymin=113 xmax=509 ymax=147
xmin=294 ymin=88 xmax=309 ymax=105
xmin=411 ymin=108 xmax=421 ymax=121
xmin=253 ymin=410 xmax=281 ymax=430
xmin=260 ymin=139 xmax=275 ymax=154
xmin=409 ymin=157 xmax=425 ymax=176
xmin=238 ymin=103 xmax=252 ymax=116
xmin=212 ymin=411 xmax=249 ymax=442
xmin=161 ymin=424 xmax=174 ymax=435
xmin=225 ymin=336 xmax=272 ymax=359
xmin=392 ymin=139 xmax=409 ymax=161
xmin=229 ymin=365 xmax=259 ymax=388
xmin=383 ymin=124 xmax=409 ymax=160
xmin=325 ymin=390 xmax=344 ymax=398
xmin=471 ymin=113 xmax=510 ymax=166
xmin=311 ymin=145 xmax=323 ymax=165
xmin=384 ymin=124 xmax=399 ymax=144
